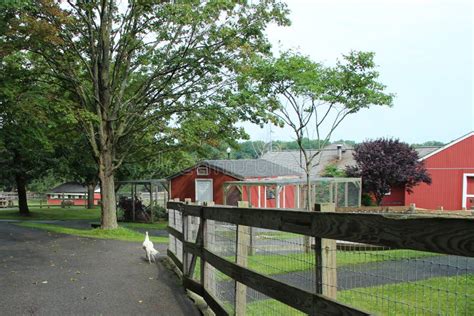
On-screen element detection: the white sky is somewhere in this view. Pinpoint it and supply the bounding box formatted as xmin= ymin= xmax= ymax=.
xmin=241 ymin=0 xmax=473 ymax=144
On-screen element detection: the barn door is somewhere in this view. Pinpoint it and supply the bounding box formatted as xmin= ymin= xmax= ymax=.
xmin=463 ymin=175 xmax=474 ymax=210
xmin=195 ymin=179 xmax=213 ymax=203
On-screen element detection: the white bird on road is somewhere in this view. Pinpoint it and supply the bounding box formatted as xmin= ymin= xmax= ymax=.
xmin=142 ymin=231 xmax=159 ymax=264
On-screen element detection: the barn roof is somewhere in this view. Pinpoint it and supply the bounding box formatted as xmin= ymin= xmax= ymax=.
xmin=261 ymin=142 xmax=444 ymax=177
xmin=261 ymin=143 xmax=355 ymax=177
xmin=49 ymin=182 xmax=100 ymax=193
xmin=167 ymin=159 xmax=298 ymax=180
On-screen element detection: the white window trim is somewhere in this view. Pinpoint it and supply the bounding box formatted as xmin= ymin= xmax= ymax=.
xmin=195 ymin=178 xmax=213 ymax=202
xmin=462 ymin=173 xmax=474 ymax=209
xmin=196 ymin=166 xmax=209 ymax=176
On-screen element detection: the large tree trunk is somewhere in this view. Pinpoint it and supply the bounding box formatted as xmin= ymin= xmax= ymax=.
xmin=98 ymin=150 xmax=118 ymax=229
xmin=15 ymin=174 xmax=29 ymax=216
xmin=86 ymin=182 xmax=96 ymax=209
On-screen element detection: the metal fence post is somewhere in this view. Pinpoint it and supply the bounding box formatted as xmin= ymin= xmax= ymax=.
xmin=315 ymin=203 xmax=337 ymax=299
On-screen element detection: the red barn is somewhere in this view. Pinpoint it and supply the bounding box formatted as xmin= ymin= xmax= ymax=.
xmin=382 ymin=132 xmax=474 ymax=210
xmin=168 ymin=160 xmax=299 ymax=206
xmin=47 ymin=182 xmax=101 ymax=206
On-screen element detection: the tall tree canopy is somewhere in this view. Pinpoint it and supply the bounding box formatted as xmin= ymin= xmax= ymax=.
xmin=346 ymin=138 xmax=432 ymax=205
xmin=237 ymin=51 xmax=394 ymax=209
xmin=6 ymin=0 xmax=289 ymax=228
xmin=0 ymin=52 xmax=62 ymax=215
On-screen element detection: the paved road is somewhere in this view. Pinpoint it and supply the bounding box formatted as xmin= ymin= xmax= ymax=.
xmin=0 ymin=222 xmax=199 ymax=316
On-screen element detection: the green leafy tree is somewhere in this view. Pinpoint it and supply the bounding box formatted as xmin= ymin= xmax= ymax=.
xmin=239 ymin=51 xmax=394 ymax=211
xmin=8 ymin=0 xmax=289 ymax=228
xmin=0 ymin=53 xmax=60 ymax=215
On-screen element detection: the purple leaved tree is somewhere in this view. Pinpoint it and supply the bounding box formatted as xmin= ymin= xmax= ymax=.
xmin=346 ymin=138 xmax=432 ymax=206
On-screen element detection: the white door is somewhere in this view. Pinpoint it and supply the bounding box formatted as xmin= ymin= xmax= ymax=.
xmin=195 ymin=179 xmax=213 ymax=202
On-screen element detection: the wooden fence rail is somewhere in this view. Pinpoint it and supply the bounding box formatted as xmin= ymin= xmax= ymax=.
xmin=167 ymin=201 xmax=474 ymax=316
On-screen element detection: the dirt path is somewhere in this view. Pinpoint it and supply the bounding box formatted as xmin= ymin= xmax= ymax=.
xmin=0 ymin=222 xmax=199 ymax=316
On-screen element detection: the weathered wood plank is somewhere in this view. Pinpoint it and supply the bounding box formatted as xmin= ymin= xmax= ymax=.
xmin=311 ymin=213 xmax=474 ymax=257
xmin=183 ymin=277 xmax=203 ymax=295
xmin=183 ymin=241 xmax=201 ymax=257
xmin=202 ymin=249 xmax=368 ymax=316
xmin=199 ymin=205 xmax=474 ymax=256
xmin=202 ymin=286 xmax=230 ymax=316
xmin=167 ymin=249 xmax=183 ymax=272
xmin=167 ymin=226 xmax=184 ymax=241
xmin=203 ymin=206 xmax=313 ymax=236
xmin=183 ymin=277 xmax=229 ymax=316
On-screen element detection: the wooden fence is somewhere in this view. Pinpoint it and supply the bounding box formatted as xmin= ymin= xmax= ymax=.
xmin=166 ymin=201 xmax=474 ymax=315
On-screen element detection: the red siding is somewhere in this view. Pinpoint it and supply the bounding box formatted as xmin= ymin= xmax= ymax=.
xmin=170 ymin=167 xmax=238 ymax=205
xmin=241 ymin=184 xmax=296 ymax=208
xmin=405 ymin=135 xmax=474 ymax=210
xmin=380 ymin=186 xmax=405 ymax=206
xmin=47 ymin=193 xmax=101 ymax=206
xmin=405 ymin=169 xmax=473 ymax=210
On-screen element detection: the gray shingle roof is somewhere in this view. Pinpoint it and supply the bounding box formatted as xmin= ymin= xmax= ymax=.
xmin=50 ymin=182 xmax=88 ymax=193
xmin=261 ymin=143 xmax=441 ymax=177
xmin=261 ymin=143 xmax=355 ymax=177
xmin=168 ymin=159 xmax=299 ymax=180
xmin=204 ymin=159 xmax=298 ymax=178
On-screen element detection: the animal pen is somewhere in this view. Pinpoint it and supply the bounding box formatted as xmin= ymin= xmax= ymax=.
xmin=222 ymin=177 xmax=362 ymax=209
xmin=115 ymin=179 xmax=168 ymax=223
xmin=167 ymin=201 xmax=474 ymax=315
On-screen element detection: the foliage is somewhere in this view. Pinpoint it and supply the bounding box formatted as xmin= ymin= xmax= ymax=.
xmin=346 ymin=138 xmax=432 ymax=205
xmin=6 ymin=0 xmax=290 ymax=228
xmin=321 ymin=164 xmax=346 ymax=177
xmin=0 ymin=51 xmax=66 ymax=214
xmin=236 ymin=50 xmax=394 ymax=210
xmin=412 ymin=140 xmax=445 ymax=147
xmin=150 ymin=205 xmax=167 ymax=220
xmin=361 ymin=193 xmax=375 ymax=206
xmin=27 ymin=171 xmax=63 ymax=193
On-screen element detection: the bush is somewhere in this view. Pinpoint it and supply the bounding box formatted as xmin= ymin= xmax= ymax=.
xmin=60 ymin=200 xmax=74 ymax=208
xmin=150 ymin=205 xmax=167 ymax=220
xmin=361 ymin=193 xmax=374 ymax=206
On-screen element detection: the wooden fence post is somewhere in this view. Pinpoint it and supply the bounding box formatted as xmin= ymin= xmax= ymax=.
xmin=182 ymin=204 xmax=189 ymax=277
xmin=235 ymin=201 xmax=250 ymax=316
xmin=202 ymin=201 xmax=216 ymax=298
xmin=315 ymin=203 xmax=337 ymax=300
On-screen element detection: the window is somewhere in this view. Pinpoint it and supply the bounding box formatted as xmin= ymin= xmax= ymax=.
xmin=197 ymin=166 xmax=209 ymax=176
xmin=266 ymin=186 xmax=276 ymax=200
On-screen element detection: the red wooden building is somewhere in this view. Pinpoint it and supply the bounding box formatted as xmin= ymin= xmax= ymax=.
xmin=381 ymin=132 xmax=474 ymax=210
xmin=168 ymin=160 xmax=299 ymax=206
xmin=47 ymin=182 xmax=101 ymax=206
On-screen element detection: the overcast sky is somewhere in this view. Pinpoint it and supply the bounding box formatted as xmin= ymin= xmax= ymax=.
xmin=241 ymin=0 xmax=473 ymax=144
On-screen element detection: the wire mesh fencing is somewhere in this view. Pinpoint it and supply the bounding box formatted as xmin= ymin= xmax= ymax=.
xmin=167 ymin=202 xmax=474 ymax=315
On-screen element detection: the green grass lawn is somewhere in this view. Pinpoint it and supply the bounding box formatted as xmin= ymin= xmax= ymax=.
xmin=15 ymin=222 xmax=168 ymax=243
xmin=0 ymin=207 xmax=101 ymax=220
xmin=245 ymin=275 xmax=474 ymax=315
xmin=338 ymin=274 xmax=474 ymax=315
xmin=120 ymin=221 xmax=168 ymax=230
xmin=244 ymin=249 xmax=437 ymax=275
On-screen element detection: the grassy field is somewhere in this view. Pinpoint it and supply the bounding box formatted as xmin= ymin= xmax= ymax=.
xmin=0 ymin=207 xmax=101 ymax=220
xmin=15 ymin=222 xmax=168 ymax=244
xmin=244 ymin=275 xmax=474 ymax=315
xmin=244 ymin=249 xmax=437 ymax=275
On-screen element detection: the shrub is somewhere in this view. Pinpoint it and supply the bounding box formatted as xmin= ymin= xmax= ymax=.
xmin=60 ymin=200 xmax=74 ymax=208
